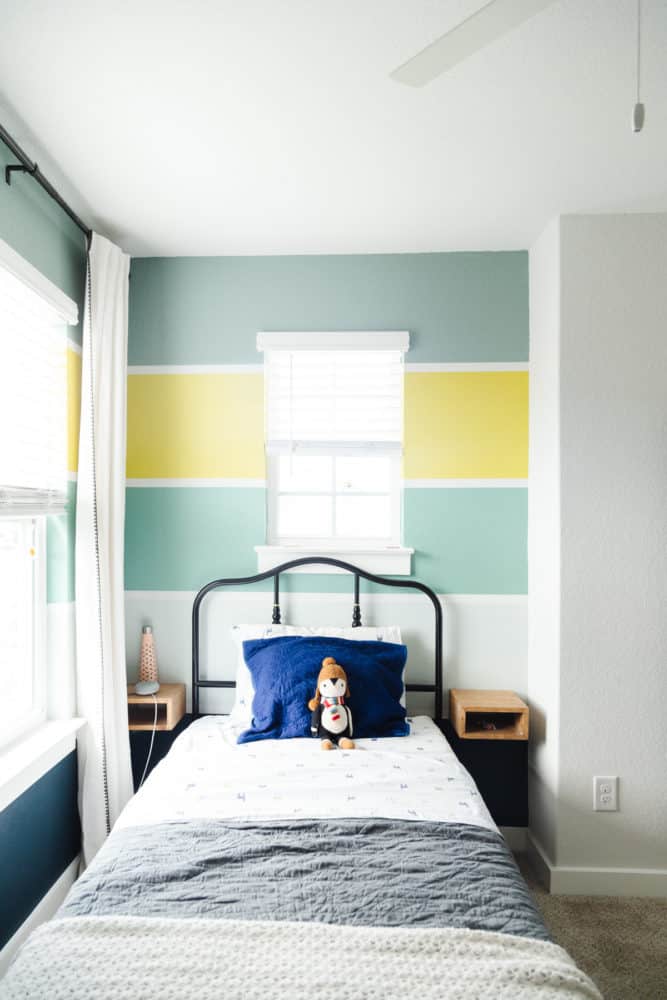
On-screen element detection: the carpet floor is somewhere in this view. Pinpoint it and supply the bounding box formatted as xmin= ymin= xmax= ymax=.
xmin=518 ymin=856 xmax=667 ymax=999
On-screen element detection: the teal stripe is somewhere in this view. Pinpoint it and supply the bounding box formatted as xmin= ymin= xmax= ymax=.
xmin=0 ymin=145 xmax=86 ymax=345
xmin=125 ymin=487 xmax=268 ymax=592
xmin=125 ymin=486 xmax=527 ymax=595
xmin=0 ymin=752 xmax=79 ymax=948
xmin=405 ymin=487 xmax=527 ymax=594
xmin=125 ymin=487 xmax=370 ymax=594
xmin=129 ymin=252 xmax=528 ymax=366
xmin=47 ymin=480 xmax=76 ymax=603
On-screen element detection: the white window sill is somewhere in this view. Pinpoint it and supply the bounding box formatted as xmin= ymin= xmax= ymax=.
xmin=0 ymin=718 xmax=85 ymax=813
xmin=255 ymin=545 xmax=413 ymax=576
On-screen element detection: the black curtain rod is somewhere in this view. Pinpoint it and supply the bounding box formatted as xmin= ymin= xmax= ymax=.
xmin=0 ymin=121 xmax=92 ymax=243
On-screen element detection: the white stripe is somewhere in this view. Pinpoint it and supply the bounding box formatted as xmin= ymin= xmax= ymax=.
xmin=66 ymin=338 xmax=82 ymax=356
xmin=126 ymin=478 xmax=266 ymax=488
xmin=125 ymin=362 xmax=528 ymax=375
xmin=128 ymin=364 xmax=263 ymax=375
xmin=404 ymin=478 xmax=527 ymax=488
xmin=125 ymin=592 xmax=528 ymax=714
xmin=125 ymin=478 xmax=526 ymax=490
xmin=124 ymin=590 xmax=527 ymax=606
xmin=406 ymin=362 xmax=528 ymax=372
xmin=67 ymin=470 xmax=78 ymax=482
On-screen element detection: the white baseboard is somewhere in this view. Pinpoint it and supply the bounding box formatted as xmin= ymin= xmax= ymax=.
xmin=0 ymin=855 xmax=79 ymax=977
xmin=527 ymin=832 xmax=667 ymax=897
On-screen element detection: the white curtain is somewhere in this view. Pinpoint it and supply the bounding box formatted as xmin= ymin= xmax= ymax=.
xmin=75 ymin=233 xmax=133 ymax=866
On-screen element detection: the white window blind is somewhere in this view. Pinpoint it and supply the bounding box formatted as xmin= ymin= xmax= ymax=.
xmin=0 ymin=255 xmax=75 ymax=516
xmin=265 ymin=349 xmax=405 ymax=452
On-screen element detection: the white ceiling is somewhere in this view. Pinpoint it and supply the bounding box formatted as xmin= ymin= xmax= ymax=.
xmin=1 ymin=0 xmax=666 ymax=256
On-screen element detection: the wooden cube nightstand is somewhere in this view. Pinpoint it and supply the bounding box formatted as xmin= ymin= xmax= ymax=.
xmin=436 ymin=689 xmax=530 ymax=827
xmin=450 ymin=689 xmax=529 ymax=741
xmin=127 ymin=683 xmax=186 ymax=731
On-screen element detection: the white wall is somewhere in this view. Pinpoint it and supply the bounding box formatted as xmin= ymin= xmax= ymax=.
xmin=529 ymin=213 xmax=667 ymax=889
xmin=527 ymin=218 xmax=561 ymax=861
xmin=125 ymin=591 xmax=528 ymax=718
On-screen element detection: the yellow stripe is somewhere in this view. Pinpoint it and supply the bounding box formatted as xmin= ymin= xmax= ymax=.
xmin=127 ymin=373 xmax=265 ymax=478
xmin=67 ymin=348 xmax=81 ymax=474
xmin=404 ymin=371 xmax=528 ymax=478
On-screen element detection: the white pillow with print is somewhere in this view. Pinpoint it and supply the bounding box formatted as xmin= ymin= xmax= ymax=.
xmin=228 ymin=624 xmax=404 ymax=728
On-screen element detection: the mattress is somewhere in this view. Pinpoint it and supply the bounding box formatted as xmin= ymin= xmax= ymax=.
xmin=60 ymin=715 xmax=547 ymax=940
xmin=117 ymin=714 xmax=497 ymax=830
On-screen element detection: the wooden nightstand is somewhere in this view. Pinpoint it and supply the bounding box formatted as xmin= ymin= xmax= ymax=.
xmin=127 ymin=683 xmax=186 ymax=731
xmin=127 ymin=683 xmax=190 ymax=791
xmin=450 ymin=689 xmax=529 ymax=741
xmin=436 ymin=689 xmax=529 ymax=827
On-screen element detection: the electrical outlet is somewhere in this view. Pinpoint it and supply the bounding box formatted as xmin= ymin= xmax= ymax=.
xmin=593 ymin=776 xmax=619 ymax=811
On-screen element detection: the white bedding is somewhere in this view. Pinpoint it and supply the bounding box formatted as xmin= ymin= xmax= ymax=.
xmin=117 ymin=715 xmax=496 ymax=832
xmin=0 ymin=915 xmax=602 ymax=1000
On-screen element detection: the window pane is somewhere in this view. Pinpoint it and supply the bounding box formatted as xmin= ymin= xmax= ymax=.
xmin=335 ymin=456 xmax=391 ymax=493
xmin=335 ymin=495 xmax=392 ymax=539
xmin=277 ymin=495 xmax=333 ymax=538
xmin=278 ymin=455 xmax=332 ymax=493
xmin=0 ymin=520 xmax=35 ymax=736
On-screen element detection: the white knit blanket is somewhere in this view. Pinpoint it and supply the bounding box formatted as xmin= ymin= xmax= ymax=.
xmin=0 ymin=916 xmax=602 ymax=1000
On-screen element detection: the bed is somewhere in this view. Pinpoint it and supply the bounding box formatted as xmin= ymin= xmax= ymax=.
xmin=0 ymin=559 xmax=601 ymax=1000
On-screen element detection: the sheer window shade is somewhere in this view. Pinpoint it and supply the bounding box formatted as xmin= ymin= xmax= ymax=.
xmin=0 ymin=257 xmax=76 ymax=516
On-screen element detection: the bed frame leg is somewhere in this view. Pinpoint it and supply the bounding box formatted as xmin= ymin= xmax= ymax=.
xmin=272 ymin=573 xmax=281 ymax=624
xmin=352 ymin=574 xmax=362 ymax=627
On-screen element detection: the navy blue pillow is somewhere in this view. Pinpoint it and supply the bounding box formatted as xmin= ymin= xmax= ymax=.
xmin=237 ymin=635 xmax=409 ymax=744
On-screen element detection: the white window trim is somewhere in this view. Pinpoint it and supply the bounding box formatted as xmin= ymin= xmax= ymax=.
xmin=255 ymin=545 xmax=413 ymax=576
xmin=0 ymin=718 xmax=85 ymax=813
xmin=0 ymin=235 xmax=78 ymax=326
xmin=257 ymin=330 xmax=409 ymax=353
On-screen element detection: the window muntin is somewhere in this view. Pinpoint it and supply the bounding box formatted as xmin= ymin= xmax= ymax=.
xmin=269 ymin=452 xmax=400 ymax=545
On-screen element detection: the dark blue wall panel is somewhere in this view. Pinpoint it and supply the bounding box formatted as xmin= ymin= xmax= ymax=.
xmin=0 ymin=751 xmax=80 ymax=947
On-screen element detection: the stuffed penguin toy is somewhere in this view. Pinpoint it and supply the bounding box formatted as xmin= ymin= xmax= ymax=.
xmin=308 ymin=656 xmax=355 ymax=750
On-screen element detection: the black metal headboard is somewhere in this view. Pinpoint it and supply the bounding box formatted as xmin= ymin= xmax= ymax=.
xmin=192 ymin=556 xmax=443 ymax=718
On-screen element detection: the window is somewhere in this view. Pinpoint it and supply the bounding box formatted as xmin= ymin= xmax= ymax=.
xmin=257 ymin=332 xmax=411 ymax=574
xmin=0 ymin=238 xmax=77 ymax=748
xmin=0 ymin=518 xmax=46 ymax=745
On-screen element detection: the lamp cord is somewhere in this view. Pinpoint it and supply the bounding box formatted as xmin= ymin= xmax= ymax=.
xmin=138 ymin=694 xmax=158 ymax=789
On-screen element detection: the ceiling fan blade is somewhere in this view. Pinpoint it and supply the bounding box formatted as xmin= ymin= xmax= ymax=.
xmin=390 ymin=0 xmax=558 ymax=87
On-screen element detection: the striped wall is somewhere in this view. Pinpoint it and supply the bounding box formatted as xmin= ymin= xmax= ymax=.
xmin=125 ymin=252 xmax=529 ymax=701
xmin=124 ymin=367 xmax=528 ymax=594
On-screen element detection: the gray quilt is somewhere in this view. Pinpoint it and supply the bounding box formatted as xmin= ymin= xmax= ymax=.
xmin=60 ymin=818 xmax=548 ymax=941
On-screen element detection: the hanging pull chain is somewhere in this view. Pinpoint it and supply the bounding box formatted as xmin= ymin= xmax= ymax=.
xmin=633 ymin=0 xmax=645 ymax=132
